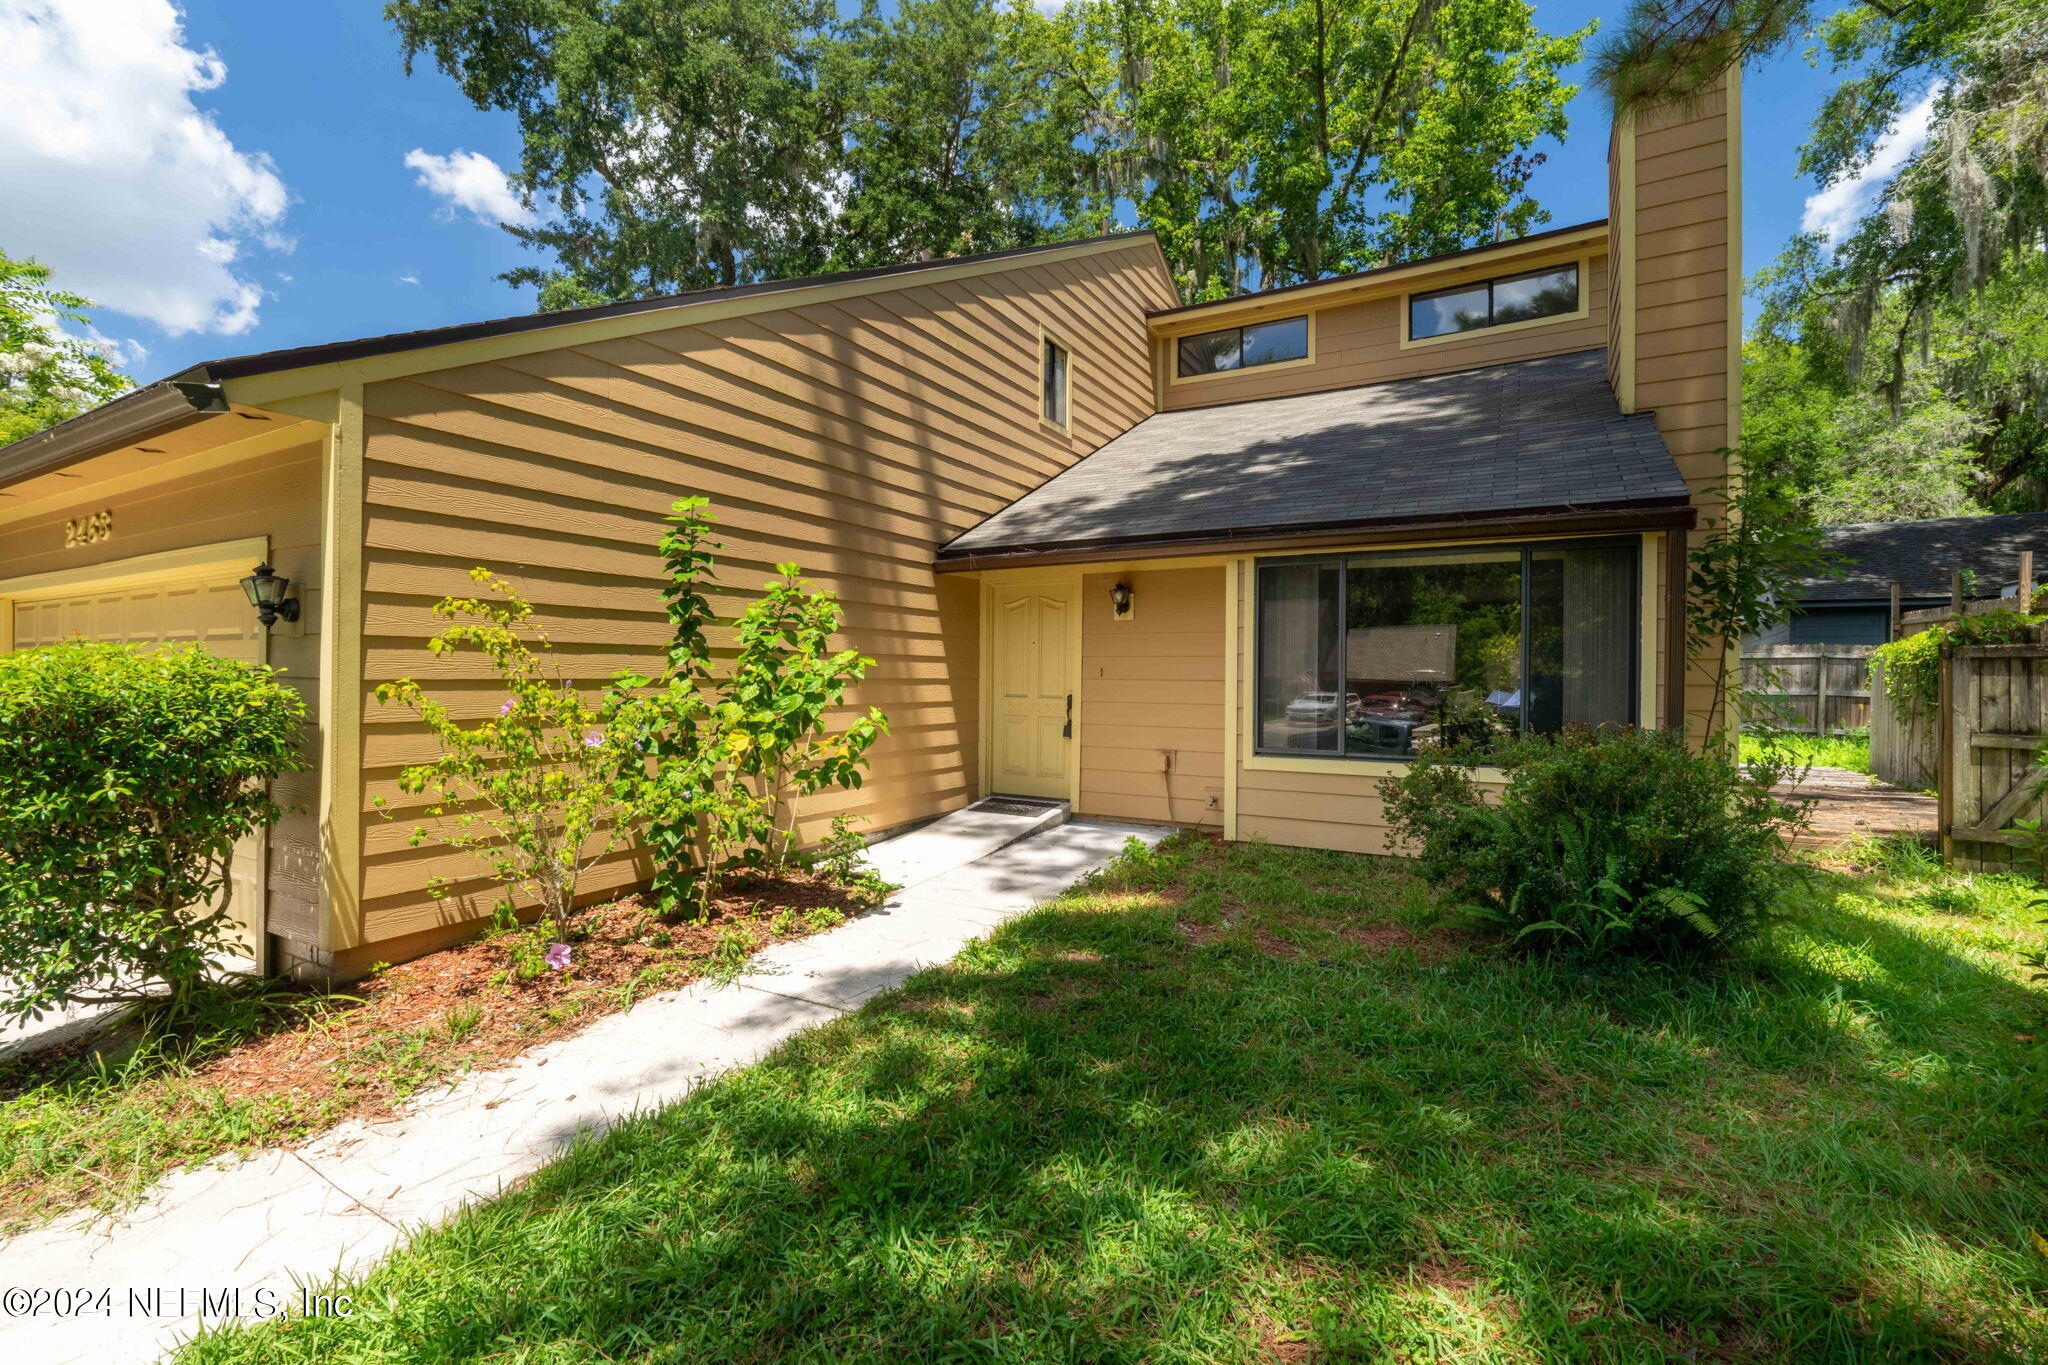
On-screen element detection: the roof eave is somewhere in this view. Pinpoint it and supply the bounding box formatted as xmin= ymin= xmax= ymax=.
xmin=935 ymin=498 xmax=1697 ymax=573
xmin=0 ymin=377 xmax=228 ymax=490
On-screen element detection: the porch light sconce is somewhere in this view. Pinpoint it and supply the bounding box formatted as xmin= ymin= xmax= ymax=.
xmin=1109 ymin=581 xmax=1134 ymax=619
xmin=240 ymin=563 xmax=300 ymax=630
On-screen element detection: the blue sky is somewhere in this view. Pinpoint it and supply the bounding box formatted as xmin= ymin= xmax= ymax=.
xmin=0 ymin=0 xmax=1876 ymax=385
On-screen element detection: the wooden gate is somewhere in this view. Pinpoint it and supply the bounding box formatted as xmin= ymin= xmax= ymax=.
xmin=1941 ymin=643 xmax=2048 ymax=872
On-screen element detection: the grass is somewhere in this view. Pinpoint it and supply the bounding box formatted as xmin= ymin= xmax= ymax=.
xmin=1741 ymin=727 xmax=1873 ymax=776
xmin=0 ymin=881 xmax=867 ymax=1232
xmin=178 ymin=833 xmax=2048 ymax=1363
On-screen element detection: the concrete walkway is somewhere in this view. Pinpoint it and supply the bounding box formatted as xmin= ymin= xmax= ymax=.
xmin=0 ymin=816 xmax=1164 ymax=1364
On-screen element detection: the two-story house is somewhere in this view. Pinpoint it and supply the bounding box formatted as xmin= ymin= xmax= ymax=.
xmin=0 ymin=79 xmax=1741 ymax=979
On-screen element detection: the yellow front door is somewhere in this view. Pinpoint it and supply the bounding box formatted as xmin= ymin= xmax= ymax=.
xmin=990 ymin=583 xmax=1074 ymax=800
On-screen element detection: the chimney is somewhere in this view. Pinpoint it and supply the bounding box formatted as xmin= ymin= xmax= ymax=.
xmin=1606 ymin=68 xmax=1742 ymax=481
xmin=1606 ymin=69 xmax=1743 ymax=733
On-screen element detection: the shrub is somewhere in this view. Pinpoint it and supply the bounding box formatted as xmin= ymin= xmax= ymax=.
xmin=621 ymin=497 xmax=887 ymax=912
xmin=1380 ymin=726 xmax=1805 ymax=961
xmin=374 ymin=571 xmax=649 ymax=941
xmin=0 ymin=642 xmax=308 ymax=1025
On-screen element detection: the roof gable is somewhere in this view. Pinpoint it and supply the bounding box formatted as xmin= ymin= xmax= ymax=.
xmin=942 ymin=348 xmax=1689 ymax=561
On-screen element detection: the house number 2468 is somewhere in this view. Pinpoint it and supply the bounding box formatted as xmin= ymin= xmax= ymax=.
xmin=64 ymin=509 xmax=113 ymax=548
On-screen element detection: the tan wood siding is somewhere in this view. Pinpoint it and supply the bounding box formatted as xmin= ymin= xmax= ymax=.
xmin=1078 ymin=566 xmax=1224 ymax=827
xmin=1621 ymin=79 xmax=1738 ymax=731
xmin=1161 ymin=251 xmax=1608 ymax=411
xmin=0 ymin=439 xmax=327 ymax=950
xmin=355 ymin=244 xmax=1174 ymax=946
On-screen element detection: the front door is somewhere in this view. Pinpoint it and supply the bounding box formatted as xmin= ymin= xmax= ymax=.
xmin=990 ymin=582 xmax=1073 ymax=799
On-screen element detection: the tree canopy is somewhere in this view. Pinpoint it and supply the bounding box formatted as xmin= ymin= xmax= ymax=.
xmin=385 ymin=0 xmax=1589 ymax=307
xmin=1598 ymin=0 xmax=2048 ymax=520
xmin=0 ymin=251 xmax=131 ymax=447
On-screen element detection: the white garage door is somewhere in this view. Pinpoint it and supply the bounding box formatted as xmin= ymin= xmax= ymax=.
xmin=8 ymin=567 xmax=268 ymax=957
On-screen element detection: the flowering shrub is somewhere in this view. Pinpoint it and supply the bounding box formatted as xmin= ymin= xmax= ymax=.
xmin=0 ymin=642 xmax=307 ymax=1025
xmin=374 ymin=570 xmax=648 ymax=940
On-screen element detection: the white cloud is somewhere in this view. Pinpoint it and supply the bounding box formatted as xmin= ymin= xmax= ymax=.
xmin=1802 ymin=84 xmax=1943 ymax=245
xmin=0 ymin=0 xmax=290 ymax=338
xmin=405 ymin=148 xmax=537 ymax=228
xmin=398 ymin=274 xmax=420 ymax=286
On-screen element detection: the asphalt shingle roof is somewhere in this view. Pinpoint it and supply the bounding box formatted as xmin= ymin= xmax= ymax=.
xmin=941 ymin=348 xmax=1689 ymax=560
xmin=1803 ymin=511 xmax=2048 ymax=602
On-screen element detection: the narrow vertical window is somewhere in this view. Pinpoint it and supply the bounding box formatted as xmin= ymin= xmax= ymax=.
xmin=1042 ymin=337 xmax=1070 ymax=428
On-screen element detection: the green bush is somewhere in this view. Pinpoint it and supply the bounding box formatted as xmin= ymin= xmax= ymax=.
xmin=0 ymin=642 xmax=308 ymax=1025
xmin=1380 ymin=726 xmax=1805 ymax=961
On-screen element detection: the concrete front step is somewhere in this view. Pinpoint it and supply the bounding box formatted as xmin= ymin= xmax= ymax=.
xmin=862 ymin=796 xmax=1068 ymax=892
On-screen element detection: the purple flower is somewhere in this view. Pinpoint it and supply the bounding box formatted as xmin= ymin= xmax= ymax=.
xmin=498 ymin=698 xmax=517 ymax=717
xmin=544 ymin=943 xmax=572 ymax=971
xmin=583 ymin=731 xmax=603 ymax=748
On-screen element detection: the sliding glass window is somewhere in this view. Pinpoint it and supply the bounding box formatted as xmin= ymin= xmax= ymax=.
xmin=1254 ymin=540 xmax=1639 ymax=759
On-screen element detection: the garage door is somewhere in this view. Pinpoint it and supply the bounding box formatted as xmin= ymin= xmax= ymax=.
xmin=8 ymin=567 xmax=268 ymax=958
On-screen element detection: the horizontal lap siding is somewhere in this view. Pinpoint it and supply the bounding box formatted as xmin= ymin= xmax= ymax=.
xmin=355 ymin=245 xmax=1173 ymax=946
xmin=1163 ymin=252 xmax=1608 ymax=411
xmin=0 ymin=440 xmax=328 ymax=944
xmin=1078 ymin=567 xmax=1224 ymax=827
xmin=1629 ymin=84 xmax=1735 ymax=732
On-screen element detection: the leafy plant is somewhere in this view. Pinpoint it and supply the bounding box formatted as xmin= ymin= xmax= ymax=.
xmin=373 ymin=570 xmax=648 ymax=942
xmin=1872 ymin=601 xmax=2046 ymax=720
xmin=0 ymin=642 xmax=307 ymax=1027
xmin=0 ymin=250 xmax=131 ymax=445
xmin=1686 ymin=475 xmax=1840 ymax=736
xmin=1380 ymin=725 xmax=1806 ymax=961
xmin=721 ymin=565 xmax=888 ymax=870
xmin=622 ymin=498 xmax=888 ymax=910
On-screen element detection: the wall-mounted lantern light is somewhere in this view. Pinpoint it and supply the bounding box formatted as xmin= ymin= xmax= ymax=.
xmin=1109 ymin=581 xmax=1134 ymax=618
xmin=240 ymin=563 xmax=300 ymax=630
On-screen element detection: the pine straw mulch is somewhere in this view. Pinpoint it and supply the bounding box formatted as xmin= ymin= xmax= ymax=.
xmin=0 ymin=869 xmax=880 ymax=1230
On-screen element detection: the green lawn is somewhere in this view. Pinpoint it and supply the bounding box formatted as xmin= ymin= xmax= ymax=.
xmin=1740 ymin=728 xmax=1873 ymax=776
xmin=183 ymin=835 xmax=2048 ymax=1363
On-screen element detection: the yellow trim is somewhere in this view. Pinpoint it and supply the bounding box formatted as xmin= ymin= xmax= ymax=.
xmin=1165 ymin=311 xmax=1318 ymax=387
xmin=0 ymin=418 xmax=323 ymax=531
xmin=0 ymin=535 xmax=270 ymax=603
xmin=1397 ymin=256 xmax=1591 ymax=351
xmin=1145 ymin=226 xmax=1608 ymax=333
xmin=320 ymin=383 xmax=367 ymax=954
xmin=1037 ymin=321 xmax=1075 ymax=436
xmin=1615 ymin=112 xmax=1639 ymax=413
xmin=224 ymin=236 xmax=1172 ymax=411
xmin=1222 ymin=557 xmax=1241 ymax=840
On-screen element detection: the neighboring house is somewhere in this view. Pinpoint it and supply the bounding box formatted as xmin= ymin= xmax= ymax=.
xmin=1752 ymin=510 xmax=2048 ymax=647
xmin=0 ymin=79 xmax=1741 ymax=980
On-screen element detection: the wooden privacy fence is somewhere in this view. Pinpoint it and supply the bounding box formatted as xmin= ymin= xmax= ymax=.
xmin=1740 ymin=644 xmax=1873 ymax=735
xmin=1941 ymin=641 xmax=2048 ymax=873
xmin=1867 ymin=658 xmax=1938 ymax=790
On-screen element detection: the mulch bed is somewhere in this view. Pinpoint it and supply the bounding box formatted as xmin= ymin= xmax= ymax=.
xmin=15 ymin=870 xmax=880 ymax=1130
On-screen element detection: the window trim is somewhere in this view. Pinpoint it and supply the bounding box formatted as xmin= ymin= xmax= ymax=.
xmin=1168 ymin=312 xmax=1317 ymax=386
xmin=1249 ymin=535 xmax=1641 ymax=764
xmin=1038 ymin=327 xmax=1072 ymax=433
xmin=1399 ymin=256 xmax=1590 ymax=350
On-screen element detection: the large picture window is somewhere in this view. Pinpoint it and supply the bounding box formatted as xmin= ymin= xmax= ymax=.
xmin=1408 ymin=264 xmax=1580 ymax=342
xmin=1255 ymin=540 xmax=1639 ymax=759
